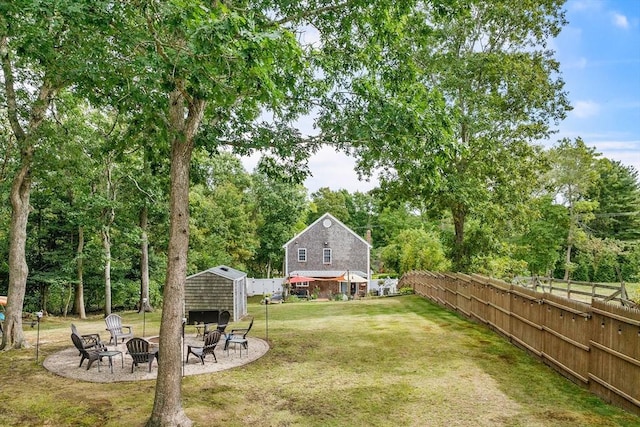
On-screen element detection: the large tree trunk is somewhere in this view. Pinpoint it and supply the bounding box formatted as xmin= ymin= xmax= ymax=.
xmin=564 ymin=201 xmax=575 ymax=281
xmin=147 ymin=90 xmax=205 ymax=427
xmin=102 ymin=163 xmax=116 ymax=315
xmin=40 ymin=283 xmax=49 ymax=315
xmin=0 ymin=37 xmax=56 ymax=350
xmin=2 ymin=160 xmax=32 ymax=349
xmin=563 ymin=243 xmax=572 ymax=281
xmin=450 ymin=116 xmax=469 ymax=273
xmin=102 ymin=226 xmax=112 ymax=315
xmin=139 ymin=204 xmax=153 ymax=313
xmin=451 ymin=203 xmax=467 ymax=272
xmin=75 ymin=225 xmax=87 ymax=318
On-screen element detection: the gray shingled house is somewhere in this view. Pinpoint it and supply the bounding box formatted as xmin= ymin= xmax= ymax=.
xmin=184 ymin=265 xmax=247 ymax=324
xmin=283 ymin=213 xmax=371 ymax=298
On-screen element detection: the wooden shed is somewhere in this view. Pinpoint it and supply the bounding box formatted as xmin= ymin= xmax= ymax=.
xmin=184 ymin=265 xmax=247 ymax=324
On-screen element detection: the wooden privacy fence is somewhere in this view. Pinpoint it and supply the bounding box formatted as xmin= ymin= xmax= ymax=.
xmin=400 ymin=271 xmax=640 ymax=415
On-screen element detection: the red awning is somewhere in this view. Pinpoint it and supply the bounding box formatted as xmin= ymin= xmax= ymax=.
xmin=286 ymin=276 xmax=316 ymax=284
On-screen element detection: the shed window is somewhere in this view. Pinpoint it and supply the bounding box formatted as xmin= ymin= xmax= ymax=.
xmin=298 ymin=248 xmax=307 ymax=262
xmin=323 ymin=248 xmax=332 ymax=264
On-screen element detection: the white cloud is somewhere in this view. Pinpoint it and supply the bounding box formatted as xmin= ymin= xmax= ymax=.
xmin=564 ymin=57 xmax=588 ymax=69
xmin=611 ymin=12 xmax=630 ymax=29
xmin=548 ymin=132 xmax=640 ymax=174
xmin=572 ymin=100 xmax=600 ymax=118
xmin=575 ymin=57 xmax=588 ymax=69
xmin=304 ymin=147 xmax=378 ymax=193
xmin=593 ymin=140 xmax=640 ymax=172
xmin=593 ymin=140 xmax=640 ymax=151
xmin=241 ymin=147 xmax=378 ymax=194
xmin=299 ymin=25 xmax=321 ymax=47
xmin=569 ymin=0 xmax=602 ymax=12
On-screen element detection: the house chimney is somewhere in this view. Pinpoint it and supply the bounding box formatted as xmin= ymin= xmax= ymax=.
xmin=366 ymin=229 xmax=372 ymax=245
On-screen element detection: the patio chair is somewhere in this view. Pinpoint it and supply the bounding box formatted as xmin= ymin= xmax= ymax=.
xmin=187 ymin=330 xmax=221 ymax=364
xmin=104 ymin=313 xmax=134 ymax=345
xmin=203 ymin=310 xmax=230 ymax=339
xmin=204 ymin=310 xmax=230 ymax=335
xmin=126 ymin=337 xmax=158 ymax=372
xmin=224 ymin=317 xmax=253 ymax=355
xmin=70 ymin=333 xmax=103 ymax=370
xmin=216 ymin=310 xmax=231 ymax=333
xmin=70 ymin=324 xmax=103 ymax=354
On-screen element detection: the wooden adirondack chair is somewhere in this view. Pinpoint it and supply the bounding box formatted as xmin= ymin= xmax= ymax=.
xmin=104 ymin=314 xmax=133 ymax=345
xmin=203 ymin=310 xmax=230 ymax=339
xmin=71 ymin=324 xmax=103 ymax=354
xmin=126 ymin=338 xmax=158 ymax=372
xmin=187 ymin=330 xmax=221 ymax=364
xmin=70 ymin=333 xmax=103 ymax=370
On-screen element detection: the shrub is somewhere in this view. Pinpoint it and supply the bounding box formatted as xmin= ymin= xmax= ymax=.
xmin=398 ymin=287 xmax=414 ymax=295
xmin=380 ymin=229 xmax=451 ymax=274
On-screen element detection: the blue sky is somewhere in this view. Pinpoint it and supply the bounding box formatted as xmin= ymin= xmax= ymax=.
xmin=245 ymin=1 xmax=640 ymax=193
xmin=550 ymin=0 xmax=640 ymax=174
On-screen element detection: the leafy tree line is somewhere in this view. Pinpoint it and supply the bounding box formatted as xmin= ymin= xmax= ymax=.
xmin=7 ymin=121 xmax=636 ymax=317
xmin=0 ymin=6 xmax=638 ymax=314
xmin=307 ymin=148 xmax=640 ymax=284
xmin=1 ymin=1 xmax=638 ymax=424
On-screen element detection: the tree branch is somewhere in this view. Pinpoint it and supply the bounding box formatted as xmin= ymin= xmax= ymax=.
xmin=127 ymin=175 xmax=157 ymax=202
xmin=27 ymin=78 xmax=57 ymax=133
xmin=0 ymin=36 xmax=25 ymax=142
xmin=144 ymin=8 xmax=194 ymax=106
xmin=273 ymin=1 xmax=354 ymax=26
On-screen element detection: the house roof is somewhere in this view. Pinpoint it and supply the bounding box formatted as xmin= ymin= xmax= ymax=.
xmin=187 ymin=265 xmax=246 ymax=281
xmin=283 ymin=212 xmax=372 ymax=248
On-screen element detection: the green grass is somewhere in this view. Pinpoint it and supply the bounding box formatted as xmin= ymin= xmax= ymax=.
xmin=1 ymin=296 xmax=639 ymax=426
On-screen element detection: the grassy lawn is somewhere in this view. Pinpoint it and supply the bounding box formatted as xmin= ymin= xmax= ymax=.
xmin=1 ymin=295 xmax=639 ymax=426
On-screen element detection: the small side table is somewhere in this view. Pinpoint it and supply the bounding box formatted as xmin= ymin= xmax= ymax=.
xmin=98 ymin=350 xmax=124 ymax=373
xmin=194 ymin=324 xmax=205 ymax=339
xmin=225 ymin=337 xmax=248 ymax=357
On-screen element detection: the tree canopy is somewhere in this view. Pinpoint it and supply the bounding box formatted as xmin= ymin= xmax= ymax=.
xmin=318 ymin=0 xmax=569 ymax=271
xmin=1 ymin=0 xmax=639 ymax=424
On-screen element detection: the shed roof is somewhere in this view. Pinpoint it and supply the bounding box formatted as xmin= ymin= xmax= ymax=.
xmin=187 ymin=265 xmax=246 ymax=281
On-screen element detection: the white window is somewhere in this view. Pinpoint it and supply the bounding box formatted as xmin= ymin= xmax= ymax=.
xmin=323 ymin=248 xmax=332 ymax=264
xmin=298 ymin=248 xmax=307 ymax=262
